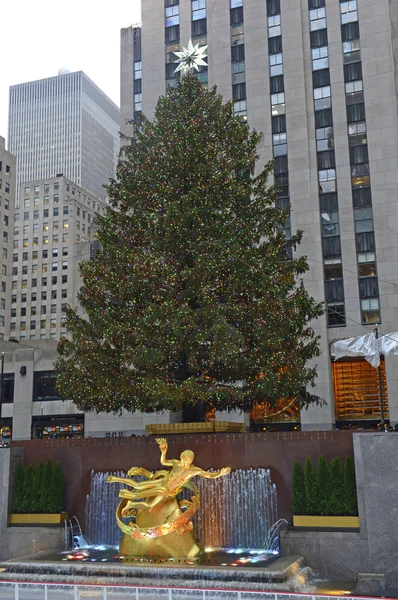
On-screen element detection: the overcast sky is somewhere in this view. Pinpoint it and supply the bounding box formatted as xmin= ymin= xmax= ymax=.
xmin=0 ymin=0 xmax=141 ymax=145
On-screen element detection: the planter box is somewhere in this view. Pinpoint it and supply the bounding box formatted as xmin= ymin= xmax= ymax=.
xmin=293 ymin=515 xmax=359 ymax=528
xmin=9 ymin=512 xmax=68 ymax=525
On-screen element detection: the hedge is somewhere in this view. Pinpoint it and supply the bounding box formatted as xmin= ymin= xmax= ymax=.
xmin=292 ymin=455 xmax=358 ymax=517
xmin=12 ymin=458 xmax=64 ymax=514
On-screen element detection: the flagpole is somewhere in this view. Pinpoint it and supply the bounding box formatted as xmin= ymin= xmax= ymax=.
xmin=374 ymin=325 xmax=386 ymax=427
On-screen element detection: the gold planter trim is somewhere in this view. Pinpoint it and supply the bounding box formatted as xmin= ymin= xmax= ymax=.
xmin=9 ymin=512 xmax=68 ymax=525
xmin=293 ymin=515 xmax=359 ymax=528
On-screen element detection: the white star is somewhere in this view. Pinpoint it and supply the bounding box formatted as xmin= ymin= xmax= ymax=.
xmin=174 ymin=39 xmax=208 ymax=75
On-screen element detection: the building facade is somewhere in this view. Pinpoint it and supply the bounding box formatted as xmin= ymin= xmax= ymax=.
xmin=8 ymin=71 xmax=120 ymax=205
xmin=120 ymin=0 xmax=398 ymax=430
xmin=0 ymin=137 xmax=16 ymax=342
xmin=10 ymin=176 xmax=107 ymax=342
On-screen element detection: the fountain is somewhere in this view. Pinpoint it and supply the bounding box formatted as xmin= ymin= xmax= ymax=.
xmin=0 ymin=439 xmax=309 ymax=592
xmin=86 ymin=467 xmax=283 ymax=551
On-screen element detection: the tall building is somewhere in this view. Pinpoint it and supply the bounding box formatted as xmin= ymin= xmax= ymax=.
xmin=10 ymin=176 xmax=107 ymax=342
xmin=0 ymin=137 xmax=16 ymax=341
xmin=120 ymin=0 xmax=398 ymax=430
xmin=8 ymin=71 xmax=120 ymax=206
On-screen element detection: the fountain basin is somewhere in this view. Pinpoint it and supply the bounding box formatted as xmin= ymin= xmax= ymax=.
xmin=0 ymin=552 xmax=304 ymax=590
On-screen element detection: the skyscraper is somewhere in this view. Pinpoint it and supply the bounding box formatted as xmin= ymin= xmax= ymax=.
xmin=8 ymin=71 xmax=120 ymax=206
xmin=120 ymin=0 xmax=398 ymax=430
xmin=0 ymin=136 xmax=16 ymax=341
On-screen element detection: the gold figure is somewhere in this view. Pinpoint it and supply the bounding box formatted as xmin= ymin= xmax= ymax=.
xmin=107 ymin=437 xmax=231 ymax=558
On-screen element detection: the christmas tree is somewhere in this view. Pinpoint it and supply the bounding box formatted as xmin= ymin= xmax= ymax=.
xmin=56 ymin=74 xmax=323 ymax=415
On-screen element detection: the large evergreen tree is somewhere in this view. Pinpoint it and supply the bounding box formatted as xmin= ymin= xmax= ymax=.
xmin=55 ymin=75 xmax=324 ymax=414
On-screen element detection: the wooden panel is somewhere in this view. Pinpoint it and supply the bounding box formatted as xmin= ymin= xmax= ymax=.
xmin=332 ymin=359 xmax=388 ymax=420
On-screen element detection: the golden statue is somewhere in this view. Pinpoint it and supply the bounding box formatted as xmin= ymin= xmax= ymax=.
xmin=107 ymin=437 xmax=231 ymax=559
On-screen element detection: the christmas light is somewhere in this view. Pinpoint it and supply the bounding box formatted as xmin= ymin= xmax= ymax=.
xmin=55 ymin=75 xmax=324 ymax=415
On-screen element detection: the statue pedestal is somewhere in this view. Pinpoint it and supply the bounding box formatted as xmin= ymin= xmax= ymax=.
xmin=119 ymin=498 xmax=203 ymax=559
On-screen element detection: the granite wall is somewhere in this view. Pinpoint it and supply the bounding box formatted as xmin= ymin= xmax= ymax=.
xmin=11 ymin=430 xmax=355 ymax=529
xmin=0 ymin=448 xmax=64 ymax=561
xmin=282 ymin=432 xmax=398 ymax=587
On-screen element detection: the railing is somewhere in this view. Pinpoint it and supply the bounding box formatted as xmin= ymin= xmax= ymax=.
xmin=0 ymin=581 xmax=395 ymax=600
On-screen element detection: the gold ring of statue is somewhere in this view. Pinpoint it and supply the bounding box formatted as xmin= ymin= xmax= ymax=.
xmin=112 ymin=468 xmax=201 ymax=539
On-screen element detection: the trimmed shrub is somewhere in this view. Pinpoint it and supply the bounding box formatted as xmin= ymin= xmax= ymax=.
xmin=32 ymin=461 xmax=44 ymax=513
xmin=292 ymin=460 xmax=306 ymax=515
xmin=40 ymin=459 xmax=53 ymax=513
xmin=12 ymin=462 xmax=25 ymax=514
xmin=344 ymin=456 xmax=358 ymax=516
xmin=327 ymin=457 xmax=344 ymax=515
xmin=21 ymin=464 xmax=36 ymax=514
xmin=304 ymin=456 xmax=319 ymax=515
xmin=317 ymin=455 xmax=330 ymax=516
xmin=49 ymin=461 xmax=64 ymax=514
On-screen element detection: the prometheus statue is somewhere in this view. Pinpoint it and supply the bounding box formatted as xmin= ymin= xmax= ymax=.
xmin=107 ymin=438 xmax=231 ymax=558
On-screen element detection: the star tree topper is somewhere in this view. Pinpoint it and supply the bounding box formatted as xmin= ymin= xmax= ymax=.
xmin=174 ymin=39 xmax=208 ymax=75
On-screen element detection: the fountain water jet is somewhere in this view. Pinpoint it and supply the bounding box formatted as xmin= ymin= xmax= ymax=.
xmin=86 ymin=467 xmax=282 ymax=552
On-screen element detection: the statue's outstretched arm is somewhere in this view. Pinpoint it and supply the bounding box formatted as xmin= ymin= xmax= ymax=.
xmin=156 ymin=437 xmax=174 ymax=467
xmin=197 ymin=466 xmax=231 ymax=479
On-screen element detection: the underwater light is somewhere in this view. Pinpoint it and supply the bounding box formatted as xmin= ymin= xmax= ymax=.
xmin=205 ymin=547 xmax=214 ymax=552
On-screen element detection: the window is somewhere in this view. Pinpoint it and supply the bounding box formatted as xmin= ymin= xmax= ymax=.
xmin=273 ymin=132 xmax=287 ymax=156
xmin=53 ymin=235 xmax=58 ymax=245
xmin=327 ymin=302 xmax=345 ymax=326
xmin=63 ymin=247 xmax=68 ymax=257
xmin=51 ymin=290 xmax=57 ymax=300
xmin=34 ymin=197 xmax=39 ymax=206
xmin=53 ymin=207 xmax=59 ymax=217
xmin=44 ymin=196 xmax=49 ymax=205
xmin=231 ymin=0 xmax=243 ymax=6
xmin=321 ymin=210 xmax=340 ymax=237
xmin=41 ymin=292 xmax=47 ymax=301
xmin=44 ymin=184 xmax=49 ymax=193
xmin=354 ymin=206 xmax=373 ymax=234
xmin=319 ymin=169 xmax=336 ymax=193
xmin=192 ymin=0 xmax=206 ymax=21
xmin=25 ymin=187 xmax=30 ymax=195
xmin=314 ymin=86 xmax=331 ymax=111
xmin=310 ymin=7 xmax=326 ymax=31
xmin=43 ymin=236 xmax=49 ymax=245
xmin=358 ymin=253 xmax=377 ymax=278
xmin=233 ymin=99 xmax=247 ymax=118
xmin=31 ymin=307 xmax=37 ymax=316
xmin=62 ymin=289 xmax=67 ymax=299
xmin=165 ymin=4 xmax=179 ymax=27
xmin=52 ymin=276 xmax=57 ymax=286
xmin=316 ymin=126 xmax=334 ymax=151
xmin=62 ymin=275 xmax=68 ymax=284
xmin=231 ymin=24 xmax=244 ymax=46
xmin=5 ymin=183 xmax=10 ymax=194
xmin=134 ymin=61 xmax=142 ymax=80
xmin=21 ymin=307 xmax=26 ymax=317
xmin=20 ymin=321 xmax=26 ymax=331
xmin=62 ymin=261 xmax=68 ymax=270
xmin=40 ymin=320 xmax=46 ymax=329
xmin=312 ymin=46 xmax=328 ymax=70
xmin=42 ymin=278 xmax=47 ymax=287
xmin=54 ymin=194 xmax=59 ymax=203
xmin=343 ymin=39 xmax=360 ymax=64
xmin=63 ymin=205 xmax=69 ymax=215
xmin=270 ymin=53 xmax=283 ymax=76
xmin=361 ymin=298 xmax=380 ymax=324
xmin=340 ymin=0 xmax=357 ymax=25
xmin=33 ymin=371 xmax=61 ymax=401
xmin=0 ymin=298 xmax=4 ymax=310
xmin=31 ymin=292 xmax=37 ymax=302
xmin=52 ymin=262 xmax=58 ymax=272
xmin=268 ymin=14 xmax=281 ymax=37
xmin=62 ymin=233 xmax=68 ymax=242
xmin=21 ymin=293 xmax=27 ymax=303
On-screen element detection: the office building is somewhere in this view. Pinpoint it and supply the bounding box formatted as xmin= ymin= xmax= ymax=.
xmin=0 ymin=137 xmax=16 ymax=341
xmin=8 ymin=71 xmax=120 ymax=205
xmin=11 ymin=175 xmax=107 ymax=342
xmin=120 ymin=0 xmax=398 ymax=430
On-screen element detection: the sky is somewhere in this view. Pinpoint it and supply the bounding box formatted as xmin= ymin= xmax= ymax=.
xmin=0 ymin=0 xmax=141 ymax=144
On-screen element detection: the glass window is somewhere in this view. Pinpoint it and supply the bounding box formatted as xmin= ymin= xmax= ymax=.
xmin=34 ymin=197 xmax=39 ymax=206
xmin=321 ymin=210 xmax=340 ymax=237
xmin=192 ymin=0 xmax=206 ymax=21
xmin=25 ymin=187 xmax=30 ymax=195
xmin=327 ymin=302 xmax=345 ymax=326
xmin=165 ymin=4 xmax=179 ymax=27
xmin=343 ymin=39 xmax=360 ymax=63
xmin=273 ymin=132 xmax=287 ymax=156
xmin=231 ymin=24 xmax=244 ymax=45
xmin=309 ymin=7 xmax=326 ymax=31
xmin=134 ymin=61 xmax=142 ymax=80
xmin=314 ymin=86 xmax=331 ymax=110
xmin=312 ymin=46 xmax=328 ymax=70
xmin=319 ymin=169 xmax=336 ymax=193
xmin=231 ymin=0 xmax=243 ymax=6
xmin=361 ymin=298 xmax=380 ymax=324
xmin=340 ymin=0 xmax=357 ymax=24
xmin=270 ymin=53 xmax=283 ymax=76
xmin=33 ymin=371 xmax=61 ymax=401
xmin=268 ymin=14 xmax=281 ymax=37
xmin=316 ymin=127 xmax=334 ymax=151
